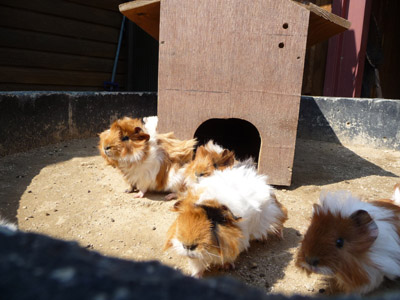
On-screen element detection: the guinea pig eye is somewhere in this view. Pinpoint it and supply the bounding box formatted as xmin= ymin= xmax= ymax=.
xmin=336 ymin=238 xmax=344 ymax=248
xmin=121 ymin=136 xmax=129 ymax=142
xmin=213 ymin=163 xmax=218 ymax=169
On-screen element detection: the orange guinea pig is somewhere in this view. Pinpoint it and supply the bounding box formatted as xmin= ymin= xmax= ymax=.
xmin=98 ymin=116 xmax=197 ymax=199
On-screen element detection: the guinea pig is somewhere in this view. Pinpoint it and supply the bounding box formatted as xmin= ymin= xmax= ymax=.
xmin=164 ymin=195 xmax=243 ymax=278
xmin=98 ymin=117 xmax=197 ymax=198
xmin=165 ymin=163 xmax=288 ymax=277
xmin=296 ymin=188 xmax=400 ymax=294
xmin=184 ymin=140 xmax=235 ymax=186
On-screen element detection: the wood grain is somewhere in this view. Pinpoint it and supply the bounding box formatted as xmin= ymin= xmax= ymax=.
xmin=0 ymin=6 xmax=121 ymax=44
xmin=119 ymin=0 xmax=160 ymax=40
xmin=1 ymin=0 xmax=122 ymax=28
xmin=157 ymin=0 xmax=310 ymax=185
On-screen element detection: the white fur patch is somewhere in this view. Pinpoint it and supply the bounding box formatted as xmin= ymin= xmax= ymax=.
xmin=143 ymin=116 xmax=158 ymax=137
xmin=204 ymin=140 xmax=224 ymax=154
xmin=194 ymin=164 xmax=284 ymax=252
xmin=392 ymin=186 xmax=400 ymax=205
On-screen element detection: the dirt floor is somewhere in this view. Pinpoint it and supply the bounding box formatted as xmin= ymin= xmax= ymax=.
xmin=1 ymin=137 xmax=400 ymax=297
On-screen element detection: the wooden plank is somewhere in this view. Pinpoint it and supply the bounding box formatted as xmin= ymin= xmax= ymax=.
xmin=0 ymin=48 xmax=126 ymax=74
xmin=0 ymin=5 xmax=121 ymax=44
xmin=0 ymin=66 xmax=125 ymax=87
xmin=67 ymin=0 xmax=123 ymax=12
xmin=0 ymin=28 xmax=125 ymax=59
xmin=301 ymin=0 xmax=332 ymax=96
xmin=158 ymin=0 xmax=310 ymax=186
xmin=292 ymin=1 xmax=350 ymax=46
xmin=1 ymin=0 xmax=122 ymax=28
xmin=119 ymin=0 xmax=160 ymax=40
xmin=323 ymin=0 xmax=372 ymax=97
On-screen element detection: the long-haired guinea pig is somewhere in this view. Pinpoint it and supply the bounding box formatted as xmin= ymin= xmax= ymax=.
xmin=183 ymin=140 xmax=235 ymax=187
xmin=165 ymin=163 xmax=287 ymax=277
xmin=164 ymin=195 xmax=243 ymax=278
xmin=98 ymin=116 xmax=197 ymax=198
xmin=296 ymin=187 xmax=400 ymax=294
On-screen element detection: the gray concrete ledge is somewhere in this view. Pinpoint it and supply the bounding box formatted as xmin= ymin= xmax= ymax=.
xmin=298 ymin=96 xmax=400 ymax=151
xmin=0 ymin=92 xmax=157 ymax=156
xmin=1 ymin=92 xmax=399 ymax=157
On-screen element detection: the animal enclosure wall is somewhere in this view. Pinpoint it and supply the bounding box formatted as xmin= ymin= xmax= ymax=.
xmin=0 ymin=0 xmax=127 ymax=91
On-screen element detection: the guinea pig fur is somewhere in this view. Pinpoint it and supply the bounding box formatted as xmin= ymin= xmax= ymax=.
xmin=296 ymin=190 xmax=400 ymax=294
xmin=195 ymin=164 xmax=288 ymax=246
xmin=165 ymin=164 xmax=287 ymax=277
xmin=164 ymin=196 xmax=243 ymax=278
xmin=184 ymin=140 xmax=235 ymax=187
xmin=98 ymin=117 xmax=197 ymax=198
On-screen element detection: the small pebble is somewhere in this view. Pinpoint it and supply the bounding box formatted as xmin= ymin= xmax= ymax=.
xmin=152 ymin=226 xmax=156 ymax=231
xmin=296 ymin=231 xmax=302 ymax=237
xmin=28 ymin=216 xmax=34 ymax=219
xmin=111 ymin=218 xmax=115 ymax=222
xmin=24 ymin=217 xmax=29 ymax=221
xmin=22 ymin=206 xmax=27 ymax=209
xmin=54 ymin=209 xmax=58 ymax=212
xmin=88 ymin=190 xmax=91 ymax=193
xmin=45 ymin=213 xmax=50 ymax=216
xmin=28 ymin=190 xmax=32 ymax=193
xmin=250 ymin=263 xmax=258 ymax=269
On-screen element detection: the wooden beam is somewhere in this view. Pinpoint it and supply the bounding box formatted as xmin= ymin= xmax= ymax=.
xmin=119 ymin=0 xmax=160 ymax=40
xmin=120 ymin=0 xmax=349 ymax=46
xmin=292 ymin=1 xmax=351 ymax=47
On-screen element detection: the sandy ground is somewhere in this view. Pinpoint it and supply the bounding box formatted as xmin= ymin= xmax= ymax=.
xmin=1 ymin=137 xmax=400 ymax=297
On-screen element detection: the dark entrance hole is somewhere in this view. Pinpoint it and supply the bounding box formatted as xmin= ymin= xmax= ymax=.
xmin=194 ymin=118 xmax=261 ymax=164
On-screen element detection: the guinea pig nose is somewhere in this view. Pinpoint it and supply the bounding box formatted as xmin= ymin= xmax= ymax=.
xmin=306 ymin=256 xmax=319 ymax=267
xmin=183 ymin=244 xmax=198 ymax=251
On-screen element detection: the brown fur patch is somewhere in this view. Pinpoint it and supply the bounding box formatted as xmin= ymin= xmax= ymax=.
xmin=296 ymin=208 xmax=378 ymax=291
xmin=164 ymin=194 xmax=243 ymax=266
xmin=184 ymin=144 xmax=235 ymax=183
xmin=157 ymin=134 xmax=197 ymax=165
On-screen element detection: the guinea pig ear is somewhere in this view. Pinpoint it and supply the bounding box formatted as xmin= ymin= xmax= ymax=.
xmin=219 ymin=149 xmax=235 ymax=167
xmin=312 ymin=203 xmax=322 ymax=216
xmin=350 ymin=210 xmax=379 ymax=241
xmin=171 ymin=200 xmax=183 ymax=212
xmin=133 ymin=127 xmax=150 ymax=141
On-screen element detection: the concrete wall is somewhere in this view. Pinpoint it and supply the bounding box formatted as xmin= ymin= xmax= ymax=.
xmin=0 ymin=92 xmax=157 ymax=156
xmin=1 ymin=92 xmax=399 ymax=157
xmin=298 ymin=96 xmax=400 ymax=151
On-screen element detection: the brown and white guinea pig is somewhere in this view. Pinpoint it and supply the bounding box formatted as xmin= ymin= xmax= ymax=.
xmin=296 ymin=186 xmax=400 ymax=294
xmin=183 ymin=140 xmax=235 ymax=187
xmin=98 ymin=116 xmax=197 ymax=198
xmin=165 ymin=163 xmax=287 ymax=277
xmin=164 ymin=195 xmax=243 ymax=278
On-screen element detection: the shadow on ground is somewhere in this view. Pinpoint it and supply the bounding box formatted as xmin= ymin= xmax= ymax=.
xmin=291 ymin=139 xmax=398 ymax=188
xmin=205 ymin=227 xmax=300 ymax=292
